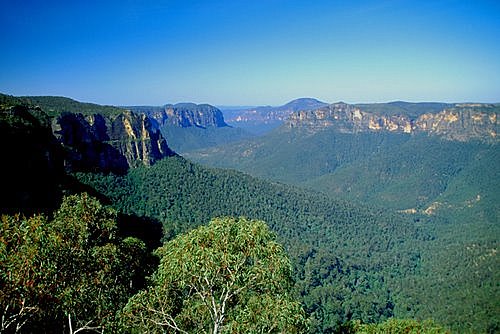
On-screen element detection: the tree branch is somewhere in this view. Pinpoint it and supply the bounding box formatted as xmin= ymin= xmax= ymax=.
xmin=146 ymin=306 xmax=188 ymax=334
xmin=1 ymin=300 xmax=37 ymax=333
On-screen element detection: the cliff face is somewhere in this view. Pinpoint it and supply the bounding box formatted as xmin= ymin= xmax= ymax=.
xmin=1 ymin=94 xmax=176 ymax=174
xmin=415 ymin=104 xmax=497 ymax=141
xmin=146 ymin=103 xmax=228 ymax=128
xmin=52 ymin=110 xmax=175 ymax=173
xmin=0 ymin=94 xmax=176 ymax=211
xmin=286 ymin=103 xmax=498 ymax=142
xmin=287 ymin=103 xmax=413 ymax=133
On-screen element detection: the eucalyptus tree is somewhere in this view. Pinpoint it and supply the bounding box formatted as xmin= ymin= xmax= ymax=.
xmin=122 ymin=216 xmax=307 ymax=333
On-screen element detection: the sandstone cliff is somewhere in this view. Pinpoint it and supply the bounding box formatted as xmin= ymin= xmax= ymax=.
xmin=286 ymin=103 xmax=498 ymax=142
xmin=0 ymin=94 xmax=177 ymax=212
xmin=52 ymin=110 xmax=175 ymax=173
xmin=1 ymin=93 xmax=175 ymax=174
xmin=145 ymin=103 xmax=228 ymax=128
xmin=415 ymin=104 xmax=497 ymax=141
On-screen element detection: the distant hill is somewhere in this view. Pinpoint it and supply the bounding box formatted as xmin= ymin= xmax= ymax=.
xmin=10 ymin=94 xmax=125 ymax=117
xmin=279 ymin=97 xmax=330 ymax=112
xmin=222 ymin=97 xmax=328 ymax=134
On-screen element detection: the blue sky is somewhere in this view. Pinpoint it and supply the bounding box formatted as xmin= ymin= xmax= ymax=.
xmin=1 ymin=0 xmax=499 ymax=106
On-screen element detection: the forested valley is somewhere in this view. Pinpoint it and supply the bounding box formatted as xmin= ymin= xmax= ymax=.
xmin=1 ymin=94 xmax=498 ymax=333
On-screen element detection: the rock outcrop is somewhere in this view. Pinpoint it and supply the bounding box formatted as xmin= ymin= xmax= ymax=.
xmin=0 ymin=93 xmax=176 ymax=211
xmin=286 ymin=102 xmax=498 ymax=142
xmin=415 ymin=104 xmax=497 ymax=141
xmin=52 ymin=110 xmax=175 ymax=173
xmin=145 ymin=103 xmax=228 ymax=128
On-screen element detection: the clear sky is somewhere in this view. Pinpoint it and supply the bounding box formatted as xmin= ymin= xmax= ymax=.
xmin=1 ymin=0 xmax=499 ymax=106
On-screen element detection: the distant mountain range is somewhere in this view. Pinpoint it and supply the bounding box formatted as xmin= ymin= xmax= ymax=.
xmin=221 ymin=98 xmax=328 ymax=134
xmin=221 ymin=98 xmax=499 ymax=138
xmin=186 ymin=99 xmax=499 ymax=211
xmin=4 ymin=94 xmax=497 ymax=145
xmin=223 ymin=97 xmax=328 ymax=122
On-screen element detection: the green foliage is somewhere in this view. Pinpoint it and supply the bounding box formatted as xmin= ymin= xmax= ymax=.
xmin=342 ymin=318 xmax=450 ymax=334
xmin=0 ymin=193 xmax=152 ymax=333
xmin=76 ymin=156 xmax=431 ymax=332
xmin=305 ymin=135 xmax=495 ymax=209
xmin=16 ymin=95 xmax=125 ymax=117
xmin=354 ymin=101 xmax=451 ymax=118
xmin=121 ymin=217 xmax=307 ymax=333
xmin=75 ymin=148 xmax=500 ymax=333
xmin=188 ymin=126 xmax=498 ymax=212
xmin=185 ymin=128 xmax=411 ymax=184
xmin=0 ymin=93 xmax=28 ymax=109
xmin=0 ymin=213 xmax=58 ymax=332
xmin=183 ymin=123 xmax=499 ymax=331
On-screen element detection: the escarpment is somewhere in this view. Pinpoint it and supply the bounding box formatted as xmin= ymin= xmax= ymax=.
xmin=286 ymin=102 xmax=498 ymax=142
xmin=144 ymin=103 xmax=228 ymax=128
xmin=51 ymin=110 xmax=175 ymax=173
xmin=1 ymin=93 xmax=175 ymax=174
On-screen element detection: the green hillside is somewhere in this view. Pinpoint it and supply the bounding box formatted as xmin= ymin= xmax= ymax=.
xmin=18 ymin=95 xmax=125 ymax=116
xmin=183 ymin=122 xmax=499 ymax=333
xmin=74 ymin=155 xmax=499 ymax=333
xmin=74 ymin=156 xmax=426 ymax=331
xmin=1 ymin=95 xmax=497 ymax=333
xmin=304 ymin=135 xmax=498 ymax=210
xmin=185 ymin=128 xmax=411 ymax=184
xmin=160 ymin=124 xmax=253 ymax=153
xmin=186 ymin=126 xmax=499 ymax=213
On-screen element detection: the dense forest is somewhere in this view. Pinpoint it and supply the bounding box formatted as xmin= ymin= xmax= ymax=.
xmin=74 ymin=156 xmax=498 ymax=333
xmin=185 ymin=126 xmax=499 ymax=212
xmin=1 ymin=94 xmax=498 ymax=333
xmin=184 ymin=111 xmax=499 ymax=333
